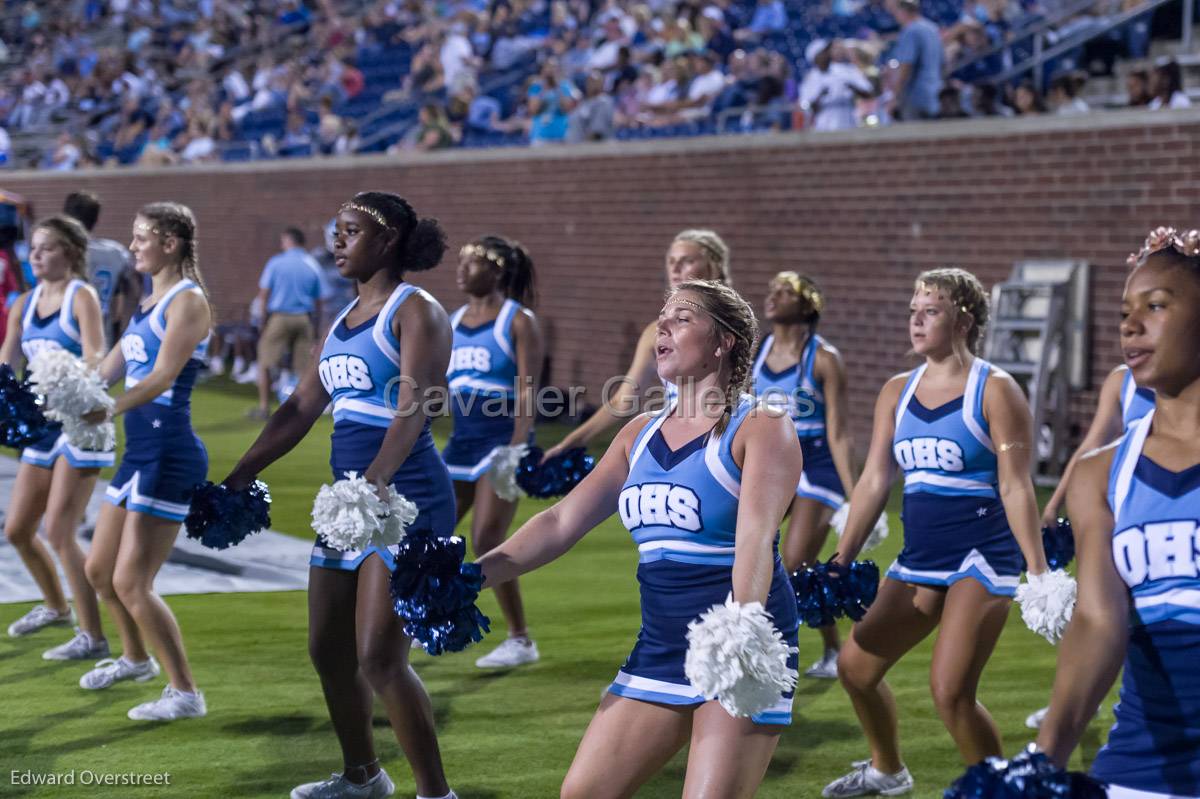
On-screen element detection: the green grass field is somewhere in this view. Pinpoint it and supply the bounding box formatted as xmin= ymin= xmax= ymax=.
xmin=1 ymin=380 xmax=1120 ymax=798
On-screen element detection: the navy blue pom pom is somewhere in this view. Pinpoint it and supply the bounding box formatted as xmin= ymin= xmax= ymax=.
xmin=791 ymin=560 xmax=880 ymax=629
xmin=184 ymin=481 xmax=272 ymax=550
xmin=1041 ymin=518 xmax=1075 ymax=571
xmin=0 ymin=363 xmax=52 ymax=449
xmin=515 ymin=446 xmax=595 ymax=498
xmin=944 ymin=745 xmax=1107 ymax=799
xmin=389 ymin=530 xmax=491 ymax=655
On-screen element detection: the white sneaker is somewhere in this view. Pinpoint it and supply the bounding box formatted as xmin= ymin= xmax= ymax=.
xmin=127 ymin=685 xmax=207 ymax=721
xmin=290 ymin=769 xmax=395 ymax=799
xmin=208 ymin=355 xmax=226 ymax=375
xmin=806 ymin=648 xmax=840 ymax=679
xmin=823 ymin=761 xmax=913 ymax=798
xmin=233 ymin=363 xmax=258 ymax=384
xmin=1025 ymin=706 xmax=1049 ymax=729
xmin=43 ymin=629 xmax=110 ymax=661
xmin=79 ymin=656 xmax=161 ymax=689
xmin=475 ymin=637 xmax=539 ymax=669
xmin=8 ymin=605 xmax=73 ymax=637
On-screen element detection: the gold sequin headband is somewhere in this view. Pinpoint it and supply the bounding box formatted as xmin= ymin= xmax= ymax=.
xmin=340 ymin=202 xmax=390 ymax=231
xmin=774 ymin=271 xmax=825 ymax=314
xmin=916 ymin=280 xmax=969 ymax=315
xmin=460 ymin=243 xmax=506 ymax=269
xmin=134 ymin=221 xmax=162 ymax=235
xmin=1127 ymin=226 xmax=1200 ymax=266
xmin=663 ymin=297 xmax=742 ymax=337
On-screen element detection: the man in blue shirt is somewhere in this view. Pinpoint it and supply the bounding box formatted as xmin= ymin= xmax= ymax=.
xmin=251 ymin=226 xmax=322 ymax=419
xmin=888 ymin=0 xmax=943 ymax=121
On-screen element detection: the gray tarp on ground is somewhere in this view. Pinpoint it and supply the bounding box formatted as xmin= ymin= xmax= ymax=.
xmin=0 ymin=455 xmax=310 ymax=603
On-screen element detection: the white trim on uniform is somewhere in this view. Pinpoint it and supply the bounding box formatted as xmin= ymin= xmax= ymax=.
xmin=704 ymin=434 xmax=741 ymax=500
xmin=612 ymin=671 xmax=702 ymax=700
xmin=637 ymin=540 xmax=737 ymax=557
xmin=371 ymin=282 xmax=411 ymax=368
xmin=59 ymin=280 xmax=83 ymax=343
xmin=123 ymin=374 xmax=174 ymax=401
xmin=492 ymin=299 xmax=517 ymax=361
xmin=332 ymin=397 xmax=394 ymax=421
xmin=448 ymin=375 xmax=515 ymax=394
xmin=894 ymin=364 xmax=926 ymax=427
xmin=903 ymin=472 xmax=995 ymax=492
xmin=887 ymin=548 xmax=1021 ymax=589
xmin=962 ymin=358 xmax=995 ymax=453
xmin=449 ymin=305 xmax=468 ymax=328
xmin=1113 ymin=410 xmax=1154 ymax=518
xmin=1121 ymin=368 xmax=1137 ymax=418
xmin=798 ymin=472 xmax=843 ymax=505
xmin=105 ymin=471 xmax=191 ymax=517
xmin=1134 ymin=588 xmax=1200 ymax=612
xmin=751 ymin=334 xmax=774 ymax=379
xmin=149 ymin=279 xmax=197 ymax=340
xmin=628 ymin=402 xmax=674 ymax=471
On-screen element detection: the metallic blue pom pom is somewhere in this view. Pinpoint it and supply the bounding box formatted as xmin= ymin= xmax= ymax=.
xmin=1041 ymin=518 xmax=1075 ymax=571
xmin=791 ymin=559 xmax=880 ymax=628
xmin=184 ymin=481 xmax=272 ymax=550
xmin=944 ymin=745 xmax=1107 ymax=799
xmin=515 ymin=446 xmax=595 ymax=498
xmin=0 ymin=364 xmax=52 ymax=449
xmin=389 ymin=530 xmax=491 ymax=654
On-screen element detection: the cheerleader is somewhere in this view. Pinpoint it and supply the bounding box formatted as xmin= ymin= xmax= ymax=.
xmin=541 ymin=230 xmax=731 ymax=460
xmin=443 ymin=236 xmax=544 ymax=669
xmin=1036 ymin=228 xmax=1200 ymax=799
xmin=478 ymin=280 xmax=804 ymax=798
xmin=223 ymin=193 xmax=459 ymax=799
xmin=0 ymin=215 xmax=112 ymax=661
xmin=824 ymin=268 xmax=1048 ymax=797
xmin=752 ymin=272 xmax=857 ymax=679
xmin=76 ymin=203 xmax=211 ymax=722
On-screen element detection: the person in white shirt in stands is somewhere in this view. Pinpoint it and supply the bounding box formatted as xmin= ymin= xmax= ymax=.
xmin=1148 ymin=58 xmax=1192 ymax=110
xmin=798 ymin=39 xmax=874 ymax=131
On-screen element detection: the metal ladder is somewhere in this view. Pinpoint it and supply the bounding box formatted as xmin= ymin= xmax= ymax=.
xmin=983 ymin=277 xmax=1074 ymax=487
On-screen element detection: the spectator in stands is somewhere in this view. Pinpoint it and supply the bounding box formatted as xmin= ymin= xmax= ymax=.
xmin=1048 ymin=71 xmax=1089 ymax=115
xmin=527 ymin=59 xmax=579 ymax=144
xmin=938 ymin=84 xmax=970 ymax=118
xmin=588 ymin=16 xmax=629 ymax=72
xmin=1148 ymin=58 xmax=1191 ymax=109
xmin=334 ymin=120 xmax=360 ymax=155
xmin=887 ymin=0 xmax=943 ymax=121
xmin=798 ymin=38 xmax=874 ymax=131
xmin=567 ymin=70 xmax=616 ymax=141
xmin=62 ymin=190 xmax=139 ymax=346
xmin=1125 ymin=67 xmax=1151 ymax=106
xmin=411 ymin=102 xmax=456 ymax=151
xmin=970 ymin=82 xmax=1012 ymax=116
xmin=316 ymin=96 xmax=344 ymax=155
xmin=1010 ymin=80 xmax=1047 ymax=114
xmin=735 ymin=0 xmax=788 ymax=41
xmin=178 ymin=117 xmax=217 ymax=162
xmin=699 ymin=8 xmax=737 ymax=59
xmin=442 ymin=15 xmax=480 ymax=93
xmin=47 ymin=132 xmax=81 ymax=170
xmin=281 ymin=109 xmax=313 ymax=154
xmin=250 ymin=226 xmax=323 ymax=420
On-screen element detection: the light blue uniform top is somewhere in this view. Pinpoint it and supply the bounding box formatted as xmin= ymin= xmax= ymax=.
xmin=20 ymin=279 xmax=90 ymax=361
xmin=751 ymin=332 xmax=827 ymax=439
xmin=1120 ymin=367 xmax=1156 ymax=431
xmin=119 ymin=279 xmax=209 ymax=409
xmin=446 ymin=299 xmax=520 ymax=401
xmin=260 ymin=247 xmax=323 ymax=315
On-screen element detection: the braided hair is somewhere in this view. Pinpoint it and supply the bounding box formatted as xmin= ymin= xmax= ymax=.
xmin=913 ymin=267 xmax=989 ymax=354
xmin=669 ymin=279 xmax=758 ymax=434
xmin=345 ymin=191 xmax=447 ymax=277
xmin=463 ymin=235 xmax=537 ymax=307
xmin=138 ymin=202 xmax=212 ymax=314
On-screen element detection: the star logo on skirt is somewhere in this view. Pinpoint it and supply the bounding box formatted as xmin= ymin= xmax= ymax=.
xmin=152 ymin=419 xmax=162 ymax=429
xmin=976 ymin=506 xmax=988 ymax=517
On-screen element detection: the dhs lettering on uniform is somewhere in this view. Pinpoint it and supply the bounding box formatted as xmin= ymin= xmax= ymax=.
xmin=450 ymin=346 xmax=491 ymax=373
xmin=619 ymin=483 xmax=702 ymax=532
xmin=893 ymin=437 xmax=965 ymax=472
xmin=22 ymin=338 xmax=64 ymax=359
xmin=120 ymin=334 xmax=149 ymax=364
xmin=1112 ymin=520 xmax=1200 ymax=586
xmin=319 ymin=354 xmax=372 ymax=393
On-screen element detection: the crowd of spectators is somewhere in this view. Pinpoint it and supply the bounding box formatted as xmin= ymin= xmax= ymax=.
xmin=0 ymin=0 xmax=1189 ymax=168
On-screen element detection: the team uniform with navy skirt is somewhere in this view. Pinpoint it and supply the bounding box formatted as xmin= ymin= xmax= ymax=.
xmin=887 ymin=358 xmax=1024 ymax=596
xmin=442 ymin=299 xmax=524 ymax=482
xmin=751 ymin=333 xmax=844 ymax=509
xmin=1094 ymin=410 xmax=1200 ymax=799
xmin=1120 ymin=367 xmax=1155 ymax=430
xmin=104 ymin=279 xmax=208 ymax=521
xmin=607 ymin=395 xmax=799 ymax=725
xmin=312 ymin=282 xmax=455 ymax=570
xmin=18 ymin=279 xmax=114 ymax=470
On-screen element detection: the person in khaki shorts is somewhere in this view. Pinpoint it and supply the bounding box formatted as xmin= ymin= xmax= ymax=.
xmin=251 ymin=226 xmax=323 ymax=419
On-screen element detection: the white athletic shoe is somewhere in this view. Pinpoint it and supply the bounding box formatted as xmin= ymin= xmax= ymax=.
xmin=290 ymin=769 xmax=395 ymax=799
xmin=1025 ymin=706 xmax=1050 ymax=729
xmin=7 ymin=605 xmax=73 ymax=637
xmin=475 ymin=637 xmax=539 ymax=669
xmin=823 ymin=761 xmax=914 ymax=798
xmin=805 ymin=648 xmax=840 ymax=679
xmin=79 ymin=656 xmax=161 ymax=690
xmin=233 ymin=364 xmax=258 ymax=384
xmin=127 ymin=686 xmax=207 ymax=721
xmin=43 ymin=629 xmax=110 ymax=661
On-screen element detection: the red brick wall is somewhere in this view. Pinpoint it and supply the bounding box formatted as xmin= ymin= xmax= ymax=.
xmin=7 ymin=110 xmax=1199 ymax=454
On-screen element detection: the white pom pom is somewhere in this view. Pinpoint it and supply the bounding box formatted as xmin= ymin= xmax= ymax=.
xmin=28 ymin=349 xmax=114 ymax=418
xmin=488 ymin=444 xmax=529 ymax=502
xmin=60 ymin=417 xmax=116 ymax=451
xmin=311 ymin=472 xmax=417 ymax=551
xmin=829 ymin=503 xmax=888 ymax=551
xmin=1016 ymin=569 xmax=1077 ymax=644
xmin=684 ymin=594 xmax=798 ymax=718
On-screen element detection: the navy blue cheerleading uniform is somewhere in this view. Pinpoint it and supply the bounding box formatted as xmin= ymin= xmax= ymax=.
xmin=751 ymin=332 xmax=844 ymax=509
xmin=312 ymin=282 xmax=455 ymax=571
xmin=887 ymin=358 xmax=1024 ymax=597
xmin=18 ymin=279 xmax=115 ymax=470
xmin=1120 ymin=366 xmax=1156 ymax=431
xmin=442 ymin=299 xmax=526 ymax=482
xmin=104 ymin=280 xmax=209 ymax=521
xmin=606 ymin=396 xmax=799 ymax=726
xmin=1092 ymin=410 xmax=1200 ymax=799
